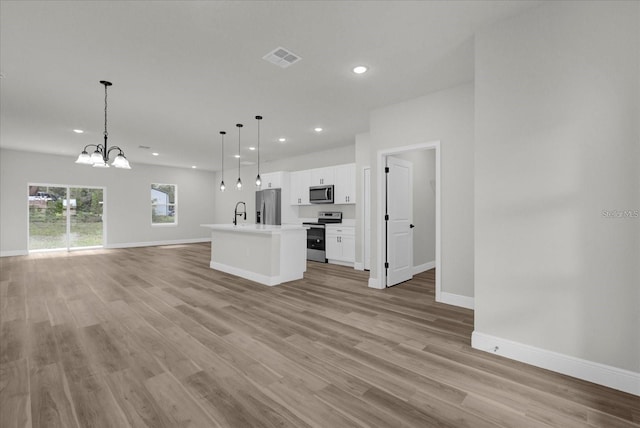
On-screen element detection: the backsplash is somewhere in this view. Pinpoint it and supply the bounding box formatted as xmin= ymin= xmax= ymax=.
xmin=298 ymin=204 xmax=355 ymax=220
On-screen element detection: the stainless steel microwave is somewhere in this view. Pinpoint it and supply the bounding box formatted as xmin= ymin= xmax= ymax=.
xmin=309 ymin=185 xmax=334 ymax=204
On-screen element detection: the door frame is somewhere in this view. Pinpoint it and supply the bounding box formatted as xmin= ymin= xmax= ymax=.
xmin=27 ymin=182 xmax=107 ymax=252
xmin=373 ymin=141 xmax=441 ymax=300
xmin=360 ymin=166 xmax=371 ymax=271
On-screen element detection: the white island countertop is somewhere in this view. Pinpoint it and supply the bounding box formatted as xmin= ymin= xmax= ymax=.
xmin=201 ymin=223 xmax=307 ymax=234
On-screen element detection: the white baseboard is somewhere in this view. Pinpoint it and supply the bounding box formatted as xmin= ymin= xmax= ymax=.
xmin=328 ymin=259 xmax=354 ymax=268
xmin=368 ymin=277 xmax=384 ymax=289
xmin=209 ymin=261 xmax=302 ymax=286
xmin=413 ymin=261 xmax=435 ymax=275
xmin=106 ymin=237 xmax=211 ymax=249
xmin=1 ymin=239 xmax=210 ymax=257
xmin=354 ymin=262 xmax=364 ymax=271
xmin=438 ymin=291 xmax=474 ymax=310
xmin=0 ymin=250 xmax=28 ymax=257
xmin=472 ymin=331 xmax=640 ymax=396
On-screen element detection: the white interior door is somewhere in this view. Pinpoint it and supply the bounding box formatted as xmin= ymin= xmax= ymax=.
xmin=363 ymin=167 xmax=371 ymax=270
xmin=385 ymin=156 xmax=413 ymax=286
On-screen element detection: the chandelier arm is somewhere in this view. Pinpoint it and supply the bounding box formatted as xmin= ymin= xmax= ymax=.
xmin=106 ymin=146 xmax=124 ymax=156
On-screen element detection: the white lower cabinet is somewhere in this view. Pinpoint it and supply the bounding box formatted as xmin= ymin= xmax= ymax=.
xmin=325 ymin=225 xmax=355 ymax=266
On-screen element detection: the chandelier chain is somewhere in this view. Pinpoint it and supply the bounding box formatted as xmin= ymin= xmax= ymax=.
xmin=104 ymin=83 xmax=108 ymax=139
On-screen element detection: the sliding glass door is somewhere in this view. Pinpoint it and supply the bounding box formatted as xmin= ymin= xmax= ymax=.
xmin=28 ymin=184 xmax=104 ymax=251
xmin=69 ymin=187 xmax=104 ymax=248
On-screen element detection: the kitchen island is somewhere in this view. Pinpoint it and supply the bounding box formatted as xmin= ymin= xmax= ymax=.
xmin=201 ymin=223 xmax=307 ymax=286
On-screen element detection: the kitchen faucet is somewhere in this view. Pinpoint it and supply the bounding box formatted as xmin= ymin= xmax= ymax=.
xmin=234 ymin=201 xmax=246 ymax=226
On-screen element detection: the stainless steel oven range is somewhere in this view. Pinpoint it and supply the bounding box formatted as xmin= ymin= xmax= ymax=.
xmin=303 ymin=211 xmax=342 ymax=263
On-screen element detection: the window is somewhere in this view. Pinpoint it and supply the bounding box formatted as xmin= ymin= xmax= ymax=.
xmin=151 ymin=183 xmax=177 ymax=225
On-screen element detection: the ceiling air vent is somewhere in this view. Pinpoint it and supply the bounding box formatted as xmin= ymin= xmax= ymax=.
xmin=263 ymin=47 xmax=301 ymax=68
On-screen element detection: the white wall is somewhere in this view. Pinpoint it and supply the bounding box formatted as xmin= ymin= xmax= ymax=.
xmin=212 ymin=145 xmax=356 ymax=224
xmin=368 ymin=83 xmax=475 ymax=298
xmin=0 ymin=149 xmax=215 ymax=254
xmin=396 ymin=149 xmax=436 ymax=268
xmin=474 ymin=0 xmax=639 ymax=377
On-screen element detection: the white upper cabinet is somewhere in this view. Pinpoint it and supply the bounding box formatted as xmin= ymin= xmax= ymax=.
xmin=334 ymin=163 xmax=356 ymax=204
xmin=288 ymin=163 xmax=356 ymax=206
xmin=258 ymin=171 xmax=283 ymax=189
xmin=289 ymin=170 xmax=310 ymax=205
xmin=310 ymin=167 xmax=334 ymax=186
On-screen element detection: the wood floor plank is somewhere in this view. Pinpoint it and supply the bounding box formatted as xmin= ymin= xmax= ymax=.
xmin=184 ymin=369 xmax=268 ymax=427
xmin=1 ymin=244 xmax=637 ymax=428
xmin=1 ymin=319 xmax=27 ymax=364
xmin=104 ymin=368 xmax=174 ymax=428
xmin=29 ymin=362 xmax=78 ymax=428
xmin=0 ymin=358 xmax=31 ymax=428
xmin=315 ymin=383 xmax=406 ymax=428
xmin=266 ymin=376 xmax=361 ymax=428
xmin=28 ymin=321 xmax=59 ymax=369
xmin=0 ymin=295 xmax=26 ymax=324
xmin=64 ymin=372 xmax=130 ymax=428
xmin=145 ymin=372 xmax=219 ymax=427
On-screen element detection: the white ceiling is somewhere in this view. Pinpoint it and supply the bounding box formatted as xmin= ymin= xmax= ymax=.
xmin=0 ymin=0 xmax=540 ymax=171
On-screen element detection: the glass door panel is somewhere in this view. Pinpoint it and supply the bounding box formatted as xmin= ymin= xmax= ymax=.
xmin=28 ymin=185 xmax=68 ymax=250
xmin=69 ymin=187 xmax=104 ymax=248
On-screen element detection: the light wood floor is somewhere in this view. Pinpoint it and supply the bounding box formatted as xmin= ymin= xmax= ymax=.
xmin=1 ymin=243 xmax=638 ymax=427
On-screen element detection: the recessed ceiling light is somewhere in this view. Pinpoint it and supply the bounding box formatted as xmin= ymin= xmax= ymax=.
xmin=234 ymin=154 xmax=241 ymax=158
xmin=353 ymin=65 xmax=368 ymax=74
xmin=152 ymin=152 xmax=159 ymax=156
xmin=314 ymin=127 xmax=323 ymax=132
xmin=249 ymin=146 xmax=256 ymax=151
xmin=279 ymin=137 xmax=286 ymax=142
xmin=73 ymin=129 xmax=84 ymax=134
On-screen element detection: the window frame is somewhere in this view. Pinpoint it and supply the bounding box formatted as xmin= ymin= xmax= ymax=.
xmin=151 ymin=183 xmax=178 ymax=226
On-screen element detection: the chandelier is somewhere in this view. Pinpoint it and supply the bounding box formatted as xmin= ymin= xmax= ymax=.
xmin=75 ymin=81 xmax=131 ymax=169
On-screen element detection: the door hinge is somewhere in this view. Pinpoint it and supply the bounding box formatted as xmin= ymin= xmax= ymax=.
xmin=385 ymin=167 xmax=390 ymax=173
xmin=384 ymin=262 xmax=389 ymax=269
xmin=384 ymin=214 xmax=389 ymax=221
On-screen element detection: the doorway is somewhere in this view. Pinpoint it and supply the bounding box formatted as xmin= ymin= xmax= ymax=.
xmin=28 ymin=184 xmax=105 ymax=252
xmin=376 ymin=141 xmax=441 ymax=297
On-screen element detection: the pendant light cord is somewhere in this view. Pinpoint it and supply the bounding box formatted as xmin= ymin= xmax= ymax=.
xmin=236 ymin=123 xmax=243 ymax=188
xmin=221 ymin=132 xmax=224 ymax=180
xmin=257 ymin=117 xmax=260 ymax=175
xmin=237 ymin=126 xmax=241 ymax=173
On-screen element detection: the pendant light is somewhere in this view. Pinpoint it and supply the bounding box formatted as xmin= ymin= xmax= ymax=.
xmin=236 ymin=123 xmax=243 ymax=189
xmin=255 ymin=115 xmax=262 ymax=186
xmin=75 ymin=80 xmax=131 ymax=169
xmin=219 ymin=131 xmax=226 ymax=191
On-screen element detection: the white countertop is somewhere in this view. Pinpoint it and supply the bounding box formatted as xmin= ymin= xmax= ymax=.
xmin=201 ymin=223 xmax=307 ymax=234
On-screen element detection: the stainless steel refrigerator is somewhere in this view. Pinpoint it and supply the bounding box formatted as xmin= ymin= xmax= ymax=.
xmin=255 ymin=188 xmax=281 ymax=225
